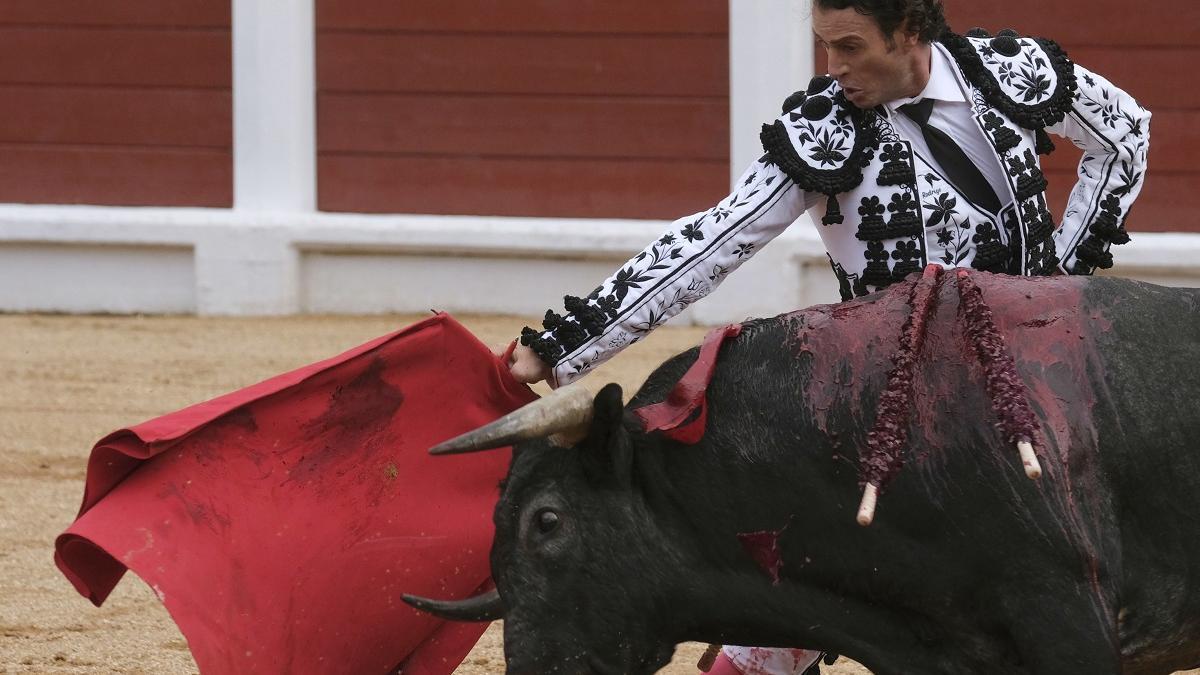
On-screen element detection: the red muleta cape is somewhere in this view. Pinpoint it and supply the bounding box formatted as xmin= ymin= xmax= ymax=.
xmin=54 ymin=314 xmax=536 ymax=674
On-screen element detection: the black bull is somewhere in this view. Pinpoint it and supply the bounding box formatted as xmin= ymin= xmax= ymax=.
xmin=410 ymin=273 xmax=1200 ymax=675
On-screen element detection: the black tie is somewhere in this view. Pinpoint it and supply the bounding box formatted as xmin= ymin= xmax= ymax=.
xmin=899 ymin=99 xmax=1001 ymax=214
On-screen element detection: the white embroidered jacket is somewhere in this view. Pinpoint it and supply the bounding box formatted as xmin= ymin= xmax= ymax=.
xmin=523 ymin=30 xmax=1150 ymax=388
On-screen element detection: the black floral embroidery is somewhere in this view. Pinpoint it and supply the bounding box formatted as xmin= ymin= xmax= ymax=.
xmin=606 ymin=331 xmax=629 ymax=350
xmin=520 ymin=326 xmax=564 ymax=364
xmin=1073 ymin=192 xmax=1131 ymax=275
xmin=810 ymin=128 xmax=849 ymax=166
xmin=1012 ymin=51 xmax=1052 ymax=103
xmin=760 ymin=76 xmax=873 ymax=196
xmin=631 ymin=309 xmax=670 ymax=334
xmin=734 ymin=243 xmax=755 ymax=258
xmin=877 ymin=142 xmax=916 ymax=186
xmin=637 ymin=240 xmax=683 ymax=264
xmin=1112 ymin=160 xmax=1143 ymax=197
xmin=885 ymin=189 xmax=922 ymax=237
xmin=890 ymin=239 xmax=923 ymax=280
xmin=828 ymin=255 xmax=869 ymax=302
xmin=709 ymin=206 xmax=733 ymax=223
xmin=723 ymin=179 xmax=764 ymax=213
xmin=1006 ymin=155 xmax=1028 ymax=177
xmin=1019 ymin=195 xmax=1060 ymax=275
xmin=880 ymin=143 xmax=909 ymax=164
xmin=935 ymin=215 xmax=972 ymax=266
xmin=680 ymin=220 xmax=705 ymax=242
xmin=610 ymin=265 xmax=655 ymax=302
xmin=936 ymin=227 xmax=954 ymax=247
xmin=1079 ymin=88 xmax=1125 ymax=129
xmin=855 ymin=195 xmax=888 ymax=241
xmin=923 ymin=193 xmax=959 ymax=228
xmin=996 ymin=61 xmax=1016 ymax=86
xmin=862 ymin=240 xmax=893 ymax=288
xmin=941 ymin=31 xmax=1076 ymax=131
xmin=888 ymin=191 xmax=918 ymax=213
xmin=1002 ymin=207 xmax=1023 ymax=275
xmin=571 ymin=351 xmax=604 ymax=376
xmin=971 ymin=221 xmax=1010 ymax=272
xmin=1122 ymin=111 xmax=1146 ymax=138
xmin=981 ymin=111 xmax=1021 ymax=153
xmin=831 ymin=116 xmax=855 ymax=136
xmin=1012 ymin=149 xmax=1048 ymax=200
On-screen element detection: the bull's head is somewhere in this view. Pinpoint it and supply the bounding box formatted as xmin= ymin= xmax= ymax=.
xmin=404 ymin=383 xmax=686 ymax=675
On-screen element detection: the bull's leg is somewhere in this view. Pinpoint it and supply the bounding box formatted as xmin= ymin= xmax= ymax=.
xmin=1000 ymin=584 xmax=1122 ymax=675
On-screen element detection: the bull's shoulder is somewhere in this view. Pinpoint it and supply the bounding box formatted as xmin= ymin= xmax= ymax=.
xmin=627 ymin=316 xmax=799 ymax=411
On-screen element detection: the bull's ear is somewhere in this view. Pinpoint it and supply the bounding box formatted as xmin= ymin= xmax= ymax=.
xmin=592 ymin=382 xmax=625 ymax=428
xmin=580 ymin=383 xmax=633 ymax=487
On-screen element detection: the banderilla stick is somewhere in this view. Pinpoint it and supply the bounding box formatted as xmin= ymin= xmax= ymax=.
xmin=1018 ymin=438 xmax=1042 ymax=479
xmin=857 ymin=482 xmax=879 ymax=527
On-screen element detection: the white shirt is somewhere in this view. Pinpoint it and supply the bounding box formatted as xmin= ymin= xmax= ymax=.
xmin=883 ymin=43 xmax=1012 ymax=208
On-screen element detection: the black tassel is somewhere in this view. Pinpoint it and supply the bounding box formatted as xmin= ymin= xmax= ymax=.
xmin=822 ymin=193 xmax=845 ymax=226
xmin=1035 ymin=128 xmax=1056 ymax=155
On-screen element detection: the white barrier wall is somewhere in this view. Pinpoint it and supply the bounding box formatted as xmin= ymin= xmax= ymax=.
xmin=1 ymin=0 xmax=1197 ymax=323
xmin=1 ymin=204 xmax=1196 ymax=322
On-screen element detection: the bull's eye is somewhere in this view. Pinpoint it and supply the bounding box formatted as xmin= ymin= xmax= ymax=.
xmin=536 ymin=509 xmax=560 ymax=534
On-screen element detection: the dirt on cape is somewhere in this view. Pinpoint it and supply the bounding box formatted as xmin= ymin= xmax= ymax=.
xmin=0 ymin=313 xmax=1185 ymax=675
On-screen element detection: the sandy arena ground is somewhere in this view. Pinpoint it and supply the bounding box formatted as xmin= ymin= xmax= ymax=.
xmin=0 ymin=313 xmax=1192 ymax=675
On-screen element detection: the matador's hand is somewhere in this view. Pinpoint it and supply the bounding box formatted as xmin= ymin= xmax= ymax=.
xmin=506 ymin=343 xmax=551 ymax=385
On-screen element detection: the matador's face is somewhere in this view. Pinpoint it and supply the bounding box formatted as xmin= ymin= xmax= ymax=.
xmin=812 ymin=5 xmax=928 ymax=109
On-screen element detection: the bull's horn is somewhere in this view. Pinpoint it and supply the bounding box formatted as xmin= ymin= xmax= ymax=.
xmin=402 ymin=589 xmax=504 ymax=622
xmin=430 ymin=384 xmax=594 ymax=455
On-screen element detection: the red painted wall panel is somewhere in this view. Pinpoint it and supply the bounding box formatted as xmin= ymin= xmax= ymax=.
xmin=0 ymin=2 xmax=229 ymax=28
xmin=316 ymin=0 xmax=726 ymax=35
xmin=942 ymin=1 xmax=1199 ymax=48
xmin=0 ymin=6 xmax=232 ymax=207
xmin=0 ymin=86 xmax=230 ymax=148
xmin=0 ymin=147 xmax=231 ymax=207
xmin=318 ymin=155 xmax=728 ymax=219
xmin=316 ymin=0 xmax=729 ymax=218
xmin=317 ymin=34 xmax=727 ymax=97
xmin=318 ymin=94 xmax=727 ymax=160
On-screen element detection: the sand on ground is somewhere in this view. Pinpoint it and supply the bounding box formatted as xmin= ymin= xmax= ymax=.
xmin=0 ymin=313 xmax=1190 ymax=675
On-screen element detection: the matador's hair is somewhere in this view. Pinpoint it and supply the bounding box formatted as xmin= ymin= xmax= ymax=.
xmin=813 ymin=0 xmax=949 ymax=43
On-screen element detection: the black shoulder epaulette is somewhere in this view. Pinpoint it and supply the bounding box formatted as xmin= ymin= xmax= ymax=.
xmin=942 ymin=29 xmax=1077 ymax=130
xmin=759 ymin=75 xmax=875 ymax=196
